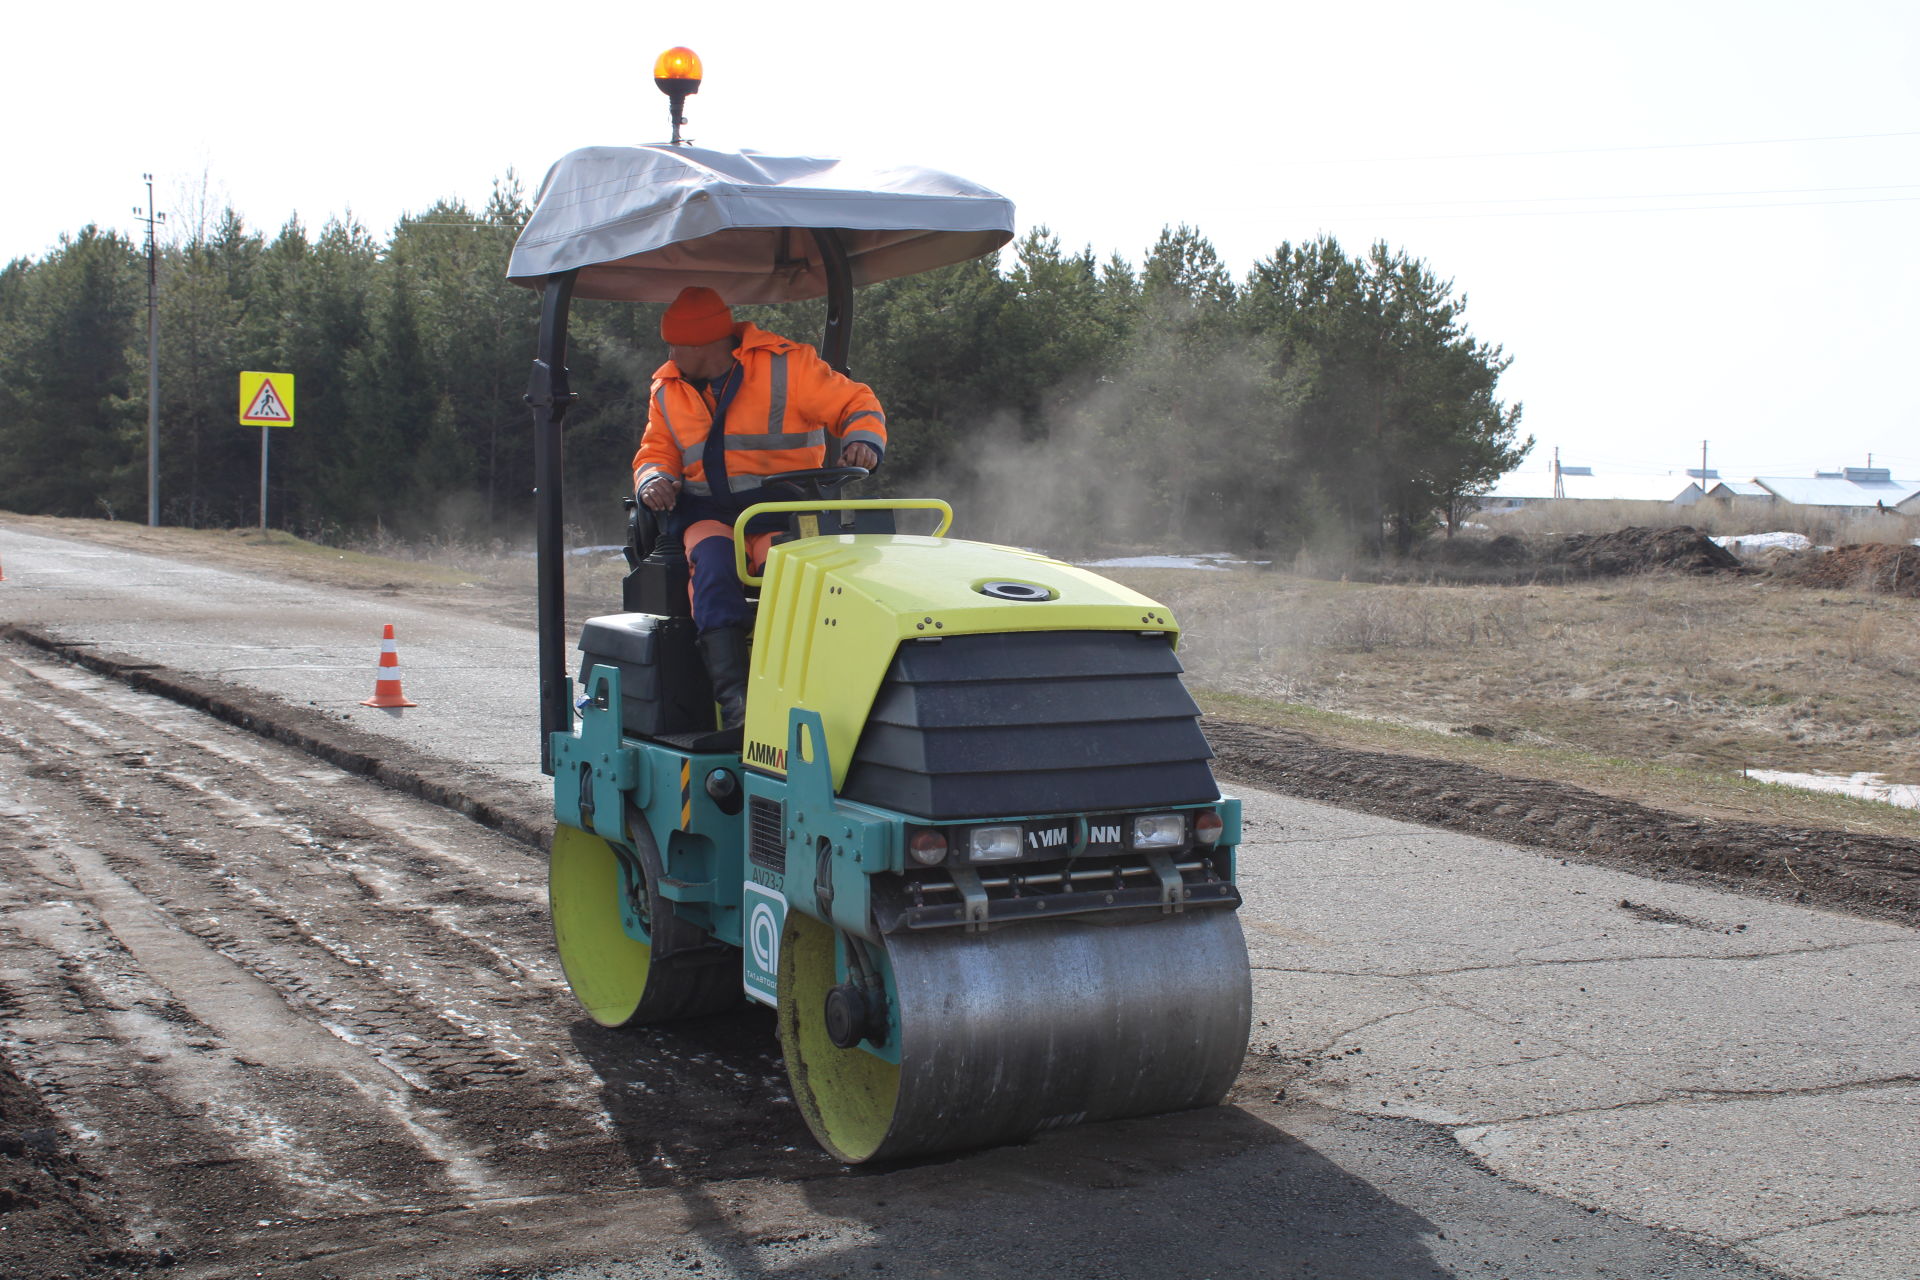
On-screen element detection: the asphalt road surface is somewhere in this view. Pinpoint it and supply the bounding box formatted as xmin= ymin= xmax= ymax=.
xmin=2 ymin=522 xmax=1913 ymax=1280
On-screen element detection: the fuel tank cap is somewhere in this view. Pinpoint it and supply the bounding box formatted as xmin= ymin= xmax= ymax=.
xmin=976 ymin=580 xmax=1054 ymax=601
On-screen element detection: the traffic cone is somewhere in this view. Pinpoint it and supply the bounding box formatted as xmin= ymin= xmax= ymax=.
xmin=361 ymin=624 xmax=418 ymax=708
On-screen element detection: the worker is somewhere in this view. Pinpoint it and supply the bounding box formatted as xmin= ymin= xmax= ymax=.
xmin=633 ymin=286 xmax=886 ymax=729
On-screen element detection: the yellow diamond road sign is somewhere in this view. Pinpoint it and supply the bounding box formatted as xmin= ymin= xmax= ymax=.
xmin=238 ymin=371 xmax=295 ymax=427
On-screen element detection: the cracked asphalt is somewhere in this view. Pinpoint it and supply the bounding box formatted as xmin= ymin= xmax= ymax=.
xmin=1232 ymin=796 xmax=1920 ymax=1278
xmin=4 ymin=520 xmax=1915 ymax=1279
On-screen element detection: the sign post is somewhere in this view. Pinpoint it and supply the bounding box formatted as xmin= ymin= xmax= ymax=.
xmin=237 ymin=371 xmax=295 ymax=529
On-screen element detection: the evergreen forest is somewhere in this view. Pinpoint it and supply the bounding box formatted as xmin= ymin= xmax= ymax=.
xmin=0 ymin=178 xmax=1530 ymax=557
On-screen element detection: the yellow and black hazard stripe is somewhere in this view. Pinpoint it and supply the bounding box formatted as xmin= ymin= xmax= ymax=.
xmin=679 ymin=758 xmax=693 ymax=830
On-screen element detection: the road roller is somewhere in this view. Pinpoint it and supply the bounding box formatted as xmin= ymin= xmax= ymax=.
xmin=513 ymin=55 xmax=1252 ymax=1162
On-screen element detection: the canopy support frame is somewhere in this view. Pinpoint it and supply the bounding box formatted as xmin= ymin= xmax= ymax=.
xmin=528 ymin=270 xmax=580 ymax=775
xmin=811 ymin=228 xmax=854 ymax=466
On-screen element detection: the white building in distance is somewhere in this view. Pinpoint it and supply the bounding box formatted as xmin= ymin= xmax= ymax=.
xmin=1706 ymin=467 xmax=1919 ymax=513
xmin=1482 ymin=465 xmax=1704 ymax=510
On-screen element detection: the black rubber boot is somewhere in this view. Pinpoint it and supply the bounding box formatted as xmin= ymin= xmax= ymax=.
xmin=697 ymin=625 xmax=751 ymax=730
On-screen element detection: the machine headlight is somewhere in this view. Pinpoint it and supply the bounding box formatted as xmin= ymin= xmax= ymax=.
xmin=1130 ymin=813 xmax=1187 ymax=850
xmin=967 ymin=825 xmax=1024 ymax=861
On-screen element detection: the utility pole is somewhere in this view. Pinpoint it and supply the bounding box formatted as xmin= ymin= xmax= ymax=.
xmin=1701 ymin=439 xmax=1708 ymax=491
xmin=134 ymin=175 xmax=165 ymax=527
xmin=1552 ymin=445 xmax=1564 ymax=499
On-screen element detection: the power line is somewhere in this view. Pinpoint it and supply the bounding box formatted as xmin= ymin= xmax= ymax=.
xmin=1298 ymin=128 xmax=1920 ymax=167
xmin=1327 ymin=194 xmax=1920 ymax=223
xmin=1534 ymin=449 xmax=1919 ymax=476
xmin=1264 ymin=181 xmax=1920 ymax=213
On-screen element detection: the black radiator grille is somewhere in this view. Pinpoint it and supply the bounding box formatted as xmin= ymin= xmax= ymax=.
xmin=747 ymin=796 xmax=785 ymax=873
xmin=840 ymin=630 xmax=1219 ymax=820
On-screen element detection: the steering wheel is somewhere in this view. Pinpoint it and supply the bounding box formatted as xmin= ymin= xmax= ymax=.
xmin=755 ymin=466 xmax=870 ymax=500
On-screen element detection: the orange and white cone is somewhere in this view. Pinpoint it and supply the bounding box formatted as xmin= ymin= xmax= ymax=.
xmin=361 ymin=624 xmax=418 ymax=708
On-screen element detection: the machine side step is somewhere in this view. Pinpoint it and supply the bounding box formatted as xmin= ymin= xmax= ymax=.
xmin=652 ymin=726 xmax=743 ymax=752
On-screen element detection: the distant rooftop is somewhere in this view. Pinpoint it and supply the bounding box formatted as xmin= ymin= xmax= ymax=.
xmin=1754 ymin=472 xmax=1920 ymax=508
xmin=1484 ymin=469 xmax=1702 ymax=504
xmin=1490 ymin=461 xmax=1916 ymax=510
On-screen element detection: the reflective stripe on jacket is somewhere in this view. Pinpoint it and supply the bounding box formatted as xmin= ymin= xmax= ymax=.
xmin=632 ymin=322 xmax=887 ymax=498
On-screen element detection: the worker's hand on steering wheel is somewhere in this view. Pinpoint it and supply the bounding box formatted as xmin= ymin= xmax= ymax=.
xmin=842 ymin=442 xmax=880 ymax=470
xmin=639 ymin=475 xmax=681 ymax=511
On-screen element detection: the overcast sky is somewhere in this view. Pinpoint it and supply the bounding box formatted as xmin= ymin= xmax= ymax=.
xmin=8 ymin=0 xmax=1916 ymax=482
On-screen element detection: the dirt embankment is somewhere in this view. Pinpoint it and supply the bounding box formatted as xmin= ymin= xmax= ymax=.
xmin=1773 ymin=542 xmax=1920 ymax=597
xmin=1555 ymin=526 xmax=1742 ymax=575
xmin=1398 ymin=525 xmax=1920 ymax=591
xmin=1207 ymin=719 xmax=1920 ymax=926
xmin=1365 ymin=526 xmax=1741 ymax=584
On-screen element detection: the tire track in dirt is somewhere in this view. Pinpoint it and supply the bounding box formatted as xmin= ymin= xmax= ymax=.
xmin=0 ymin=645 xmax=823 ymax=1277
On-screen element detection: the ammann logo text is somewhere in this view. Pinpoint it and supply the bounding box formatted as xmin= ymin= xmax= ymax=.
xmin=745 ymin=740 xmax=787 ymax=770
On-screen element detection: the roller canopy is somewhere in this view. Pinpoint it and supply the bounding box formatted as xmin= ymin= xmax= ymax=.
xmin=507 ymin=145 xmax=1016 ymax=302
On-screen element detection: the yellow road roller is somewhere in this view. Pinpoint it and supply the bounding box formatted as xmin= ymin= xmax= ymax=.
xmin=513 ymin=60 xmax=1251 ymax=1163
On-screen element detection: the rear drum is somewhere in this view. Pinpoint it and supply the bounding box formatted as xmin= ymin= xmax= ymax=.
xmin=549 ymin=823 xmax=736 ymax=1026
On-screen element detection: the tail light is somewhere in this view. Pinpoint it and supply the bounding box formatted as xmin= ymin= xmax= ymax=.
xmin=908 ymin=829 xmax=949 ymax=866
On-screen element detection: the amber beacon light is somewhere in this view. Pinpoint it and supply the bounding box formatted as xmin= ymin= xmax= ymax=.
xmin=655 ymin=46 xmax=703 ymax=145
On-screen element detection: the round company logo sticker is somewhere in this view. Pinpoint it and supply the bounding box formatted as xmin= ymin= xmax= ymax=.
xmin=749 ymin=901 xmax=780 ymax=976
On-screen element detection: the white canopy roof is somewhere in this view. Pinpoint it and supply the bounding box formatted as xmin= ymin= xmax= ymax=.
xmin=507 ymin=145 xmax=1016 ymax=302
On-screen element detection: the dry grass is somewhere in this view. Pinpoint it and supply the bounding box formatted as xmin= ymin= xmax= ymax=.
xmin=1104 ymin=563 xmax=1920 ymax=833
xmin=1483 ymin=498 xmax=1920 ymax=547
xmin=1192 ymin=690 xmax=1920 ymax=838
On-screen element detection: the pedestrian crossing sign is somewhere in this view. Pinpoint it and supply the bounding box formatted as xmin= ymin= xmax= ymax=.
xmin=238 ymin=371 xmax=295 ymax=427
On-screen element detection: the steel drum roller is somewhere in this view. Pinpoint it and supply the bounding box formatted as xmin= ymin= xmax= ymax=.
xmin=550 ymin=824 xmax=736 ymax=1026
xmin=779 ymin=909 xmax=1252 ymax=1163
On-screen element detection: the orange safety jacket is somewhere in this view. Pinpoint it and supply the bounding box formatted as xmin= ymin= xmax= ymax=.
xmin=632 ymin=322 xmax=886 ymax=499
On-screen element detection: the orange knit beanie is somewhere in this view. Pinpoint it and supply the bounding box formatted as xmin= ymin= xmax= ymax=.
xmin=661 ymin=286 xmax=733 ymax=345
